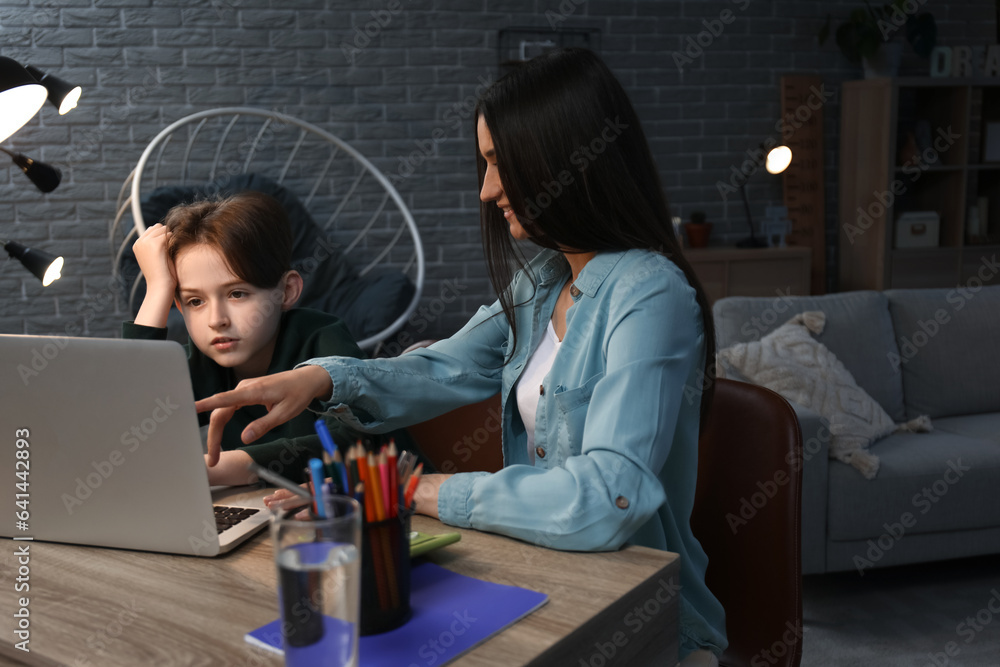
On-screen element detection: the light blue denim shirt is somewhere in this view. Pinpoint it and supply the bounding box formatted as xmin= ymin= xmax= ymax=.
xmin=303 ymin=248 xmax=727 ymax=657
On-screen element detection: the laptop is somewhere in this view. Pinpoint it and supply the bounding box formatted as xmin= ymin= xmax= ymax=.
xmin=0 ymin=334 xmax=274 ymax=557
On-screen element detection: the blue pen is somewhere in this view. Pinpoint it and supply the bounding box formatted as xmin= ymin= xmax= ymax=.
xmin=309 ymin=458 xmax=328 ymax=519
xmin=314 ymin=418 xmax=338 ymax=457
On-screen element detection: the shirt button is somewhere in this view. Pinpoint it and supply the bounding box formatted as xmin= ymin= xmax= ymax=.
xmin=615 ymin=496 xmax=630 ymax=510
xmin=535 ymin=446 xmax=546 ymax=459
xmin=539 ymin=384 xmax=544 ymax=396
xmin=570 ymin=285 xmax=581 ymax=298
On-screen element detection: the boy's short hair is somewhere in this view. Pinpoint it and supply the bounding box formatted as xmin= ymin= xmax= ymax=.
xmin=163 ymin=191 xmax=292 ymax=289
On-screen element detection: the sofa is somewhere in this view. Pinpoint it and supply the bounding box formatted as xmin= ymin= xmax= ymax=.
xmin=712 ymin=285 xmax=1000 ymax=575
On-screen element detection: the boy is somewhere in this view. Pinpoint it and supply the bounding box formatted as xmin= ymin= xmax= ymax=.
xmin=125 ymin=191 xmax=364 ymax=485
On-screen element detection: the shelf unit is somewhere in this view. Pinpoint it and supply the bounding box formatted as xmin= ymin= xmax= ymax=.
xmin=686 ymin=246 xmax=811 ymax=305
xmin=839 ymin=77 xmax=1000 ymax=291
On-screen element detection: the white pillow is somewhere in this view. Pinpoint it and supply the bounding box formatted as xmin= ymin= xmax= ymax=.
xmin=716 ymin=311 xmax=931 ymax=479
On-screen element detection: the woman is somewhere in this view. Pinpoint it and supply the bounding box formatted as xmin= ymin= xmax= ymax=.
xmin=197 ymin=48 xmax=726 ymax=664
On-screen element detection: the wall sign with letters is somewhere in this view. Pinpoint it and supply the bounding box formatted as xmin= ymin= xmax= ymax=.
xmin=929 ymin=45 xmax=1000 ymax=77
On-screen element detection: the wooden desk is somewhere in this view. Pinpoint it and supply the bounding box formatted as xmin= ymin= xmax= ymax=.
xmin=1 ymin=516 xmax=679 ymax=666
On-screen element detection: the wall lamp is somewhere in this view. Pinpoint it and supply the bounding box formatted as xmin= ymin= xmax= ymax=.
xmin=0 ymin=57 xmax=79 ymax=287
xmin=3 ymin=240 xmax=63 ymax=286
xmin=0 ymin=146 xmax=61 ymax=193
xmin=0 ymin=56 xmax=48 ymax=144
xmin=25 ymin=66 xmax=82 ymax=116
xmin=737 ymin=145 xmax=793 ymax=248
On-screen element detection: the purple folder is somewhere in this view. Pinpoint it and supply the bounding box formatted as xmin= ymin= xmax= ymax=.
xmin=245 ymin=560 xmax=549 ymax=666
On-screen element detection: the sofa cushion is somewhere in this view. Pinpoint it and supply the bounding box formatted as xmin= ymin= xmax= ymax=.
xmin=827 ymin=431 xmax=1000 ymax=542
xmin=933 ymin=413 xmax=1000 ymax=445
xmin=886 ymin=285 xmax=1000 ymax=420
xmin=713 ymin=291 xmax=906 ymax=422
xmin=717 ymin=312 xmax=920 ymax=479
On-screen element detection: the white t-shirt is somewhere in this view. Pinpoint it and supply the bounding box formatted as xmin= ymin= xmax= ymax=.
xmin=516 ymin=320 xmax=562 ymax=464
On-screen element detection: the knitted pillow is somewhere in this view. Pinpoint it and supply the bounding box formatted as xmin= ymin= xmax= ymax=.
xmin=716 ymin=311 xmax=931 ymax=479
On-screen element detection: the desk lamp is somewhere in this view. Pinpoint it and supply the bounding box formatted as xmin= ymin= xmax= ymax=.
xmin=737 ymin=145 xmax=793 ymax=248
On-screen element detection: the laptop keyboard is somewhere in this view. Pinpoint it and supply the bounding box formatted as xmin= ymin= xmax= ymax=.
xmin=214 ymin=505 xmax=261 ymax=534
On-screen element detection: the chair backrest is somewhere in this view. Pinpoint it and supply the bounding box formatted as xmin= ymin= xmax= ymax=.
xmin=109 ymin=107 xmax=424 ymax=351
xmin=690 ymin=378 xmax=803 ymax=667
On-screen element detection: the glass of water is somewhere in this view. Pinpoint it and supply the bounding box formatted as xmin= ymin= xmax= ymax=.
xmin=271 ymin=498 xmax=362 ymax=667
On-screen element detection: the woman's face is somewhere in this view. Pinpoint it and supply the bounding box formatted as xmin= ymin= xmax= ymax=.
xmin=477 ymin=116 xmax=528 ymax=241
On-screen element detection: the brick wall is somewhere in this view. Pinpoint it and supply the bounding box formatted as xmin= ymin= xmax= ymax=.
xmin=1 ymin=0 xmax=994 ymax=341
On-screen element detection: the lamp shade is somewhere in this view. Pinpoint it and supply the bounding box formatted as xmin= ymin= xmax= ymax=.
xmin=4 ymin=240 xmax=64 ymax=286
xmin=0 ymin=57 xmax=47 ymax=143
xmin=11 ymin=152 xmax=61 ymax=193
xmin=765 ymin=146 xmax=793 ymax=175
xmin=25 ymin=65 xmax=81 ymax=115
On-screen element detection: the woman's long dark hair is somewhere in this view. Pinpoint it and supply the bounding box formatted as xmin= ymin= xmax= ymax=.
xmin=475 ymin=47 xmax=716 ymax=428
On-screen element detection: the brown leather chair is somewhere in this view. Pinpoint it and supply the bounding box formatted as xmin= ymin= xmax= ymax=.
xmin=400 ymin=340 xmax=503 ymax=474
xmin=690 ymin=378 xmax=803 ymax=667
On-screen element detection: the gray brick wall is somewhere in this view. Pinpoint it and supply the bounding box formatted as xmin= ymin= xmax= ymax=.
xmin=1 ymin=0 xmax=994 ymax=341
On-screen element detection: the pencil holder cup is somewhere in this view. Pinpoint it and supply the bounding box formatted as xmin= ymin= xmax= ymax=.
xmin=271 ymin=499 xmax=362 ymax=667
xmin=360 ymin=510 xmax=411 ymax=635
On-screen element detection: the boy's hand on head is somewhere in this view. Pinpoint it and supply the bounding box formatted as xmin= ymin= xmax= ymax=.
xmin=133 ymin=224 xmax=176 ymax=292
xmin=197 ymin=365 xmax=334 ymax=464
xmin=132 ymin=224 xmax=177 ymax=328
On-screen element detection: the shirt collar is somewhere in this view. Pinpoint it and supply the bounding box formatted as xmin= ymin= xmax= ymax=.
xmin=530 ymin=248 xmax=629 ymax=297
xmin=573 ymin=250 xmax=628 ymax=297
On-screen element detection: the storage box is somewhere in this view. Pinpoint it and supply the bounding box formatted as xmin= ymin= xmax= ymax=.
xmin=895 ymin=211 xmax=940 ymax=248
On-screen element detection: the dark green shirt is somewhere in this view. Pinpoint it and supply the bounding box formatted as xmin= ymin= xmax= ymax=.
xmin=122 ymin=308 xmax=364 ymax=483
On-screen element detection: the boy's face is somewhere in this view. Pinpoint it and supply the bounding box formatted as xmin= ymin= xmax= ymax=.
xmin=173 ymin=244 xmax=284 ymax=381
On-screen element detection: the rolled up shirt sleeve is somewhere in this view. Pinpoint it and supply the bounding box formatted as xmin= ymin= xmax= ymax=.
xmin=300 ymin=299 xmax=511 ymax=431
